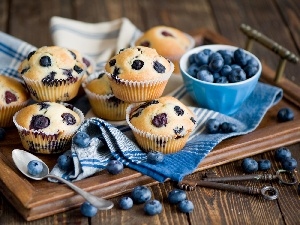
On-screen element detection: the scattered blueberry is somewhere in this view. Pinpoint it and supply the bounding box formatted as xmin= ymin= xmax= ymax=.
xmin=277 ymin=108 xmax=294 ymax=122
xmin=168 ymin=189 xmax=187 ymax=204
xmin=57 ymin=150 xmax=74 ymax=171
xmin=118 ymin=196 xmax=133 ymax=210
xmin=80 ymin=201 xmax=98 ymax=217
xmin=281 ymin=157 xmax=297 ymax=171
xmin=131 ymin=185 xmax=152 ymax=204
xmin=73 ymin=132 xmax=91 ymax=148
xmin=257 ymin=159 xmax=271 ymax=171
xmin=274 ymin=147 xmax=292 ymax=162
xmin=144 ymin=200 xmax=163 ymax=216
xmin=241 ymin=158 xmax=258 ymax=173
xmin=178 ymin=199 xmax=194 ymax=213
xmin=106 ymin=160 xmax=124 ymax=175
xmin=220 ymin=122 xmax=237 ymax=133
xmin=27 ymin=160 xmax=43 ymax=176
xmin=147 ymin=151 xmax=164 ymax=164
xmin=0 ymin=128 xmax=6 ymax=140
xmin=206 ymin=118 xmax=220 ymax=134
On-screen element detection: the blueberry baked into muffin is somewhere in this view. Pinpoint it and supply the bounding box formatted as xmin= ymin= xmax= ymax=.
xmin=13 ymin=101 xmax=84 ymax=154
xmin=134 ymin=26 xmax=194 ymax=74
xmin=105 ymin=46 xmax=174 ymax=102
xmin=18 ymin=46 xmax=86 ymax=102
xmin=126 ymin=96 xmax=197 ymax=154
xmin=0 ymin=75 xmax=30 ymax=127
xmin=82 ymin=72 xmax=130 ymax=121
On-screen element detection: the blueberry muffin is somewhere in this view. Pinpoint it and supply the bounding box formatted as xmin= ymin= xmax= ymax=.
xmin=134 ymin=26 xmax=195 ymax=74
xmin=105 ymin=46 xmax=174 ymax=102
xmin=18 ymin=46 xmax=86 ymax=102
xmin=13 ymin=101 xmax=84 ymax=154
xmin=82 ymin=72 xmax=130 ymax=120
xmin=0 ymin=75 xmax=30 ymax=127
xmin=126 ymin=96 xmax=197 ymax=154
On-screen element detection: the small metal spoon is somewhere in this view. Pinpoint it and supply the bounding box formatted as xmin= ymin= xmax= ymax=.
xmin=12 ymin=149 xmax=114 ymax=210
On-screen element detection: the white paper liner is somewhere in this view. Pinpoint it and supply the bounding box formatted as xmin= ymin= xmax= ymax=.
xmin=82 ymin=73 xmax=130 ymax=120
xmin=13 ymin=103 xmax=85 ymax=154
xmin=125 ymin=103 xmax=190 ymax=154
xmin=22 ymin=75 xmax=83 ymax=102
xmin=0 ymin=100 xmax=29 ymax=127
xmin=106 ymin=61 xmax=174 ymax=102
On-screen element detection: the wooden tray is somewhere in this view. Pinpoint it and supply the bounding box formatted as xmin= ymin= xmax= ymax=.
xmin=1 ymin=29 xmax=300 ymax=221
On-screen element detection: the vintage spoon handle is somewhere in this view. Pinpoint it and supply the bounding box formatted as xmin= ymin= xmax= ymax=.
xmin=46 ymin=174 xmax=114 ymax=210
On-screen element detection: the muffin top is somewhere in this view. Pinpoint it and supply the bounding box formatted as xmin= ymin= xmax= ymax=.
xmin=128 ymin=96 xmax=196 ymax=138
xmin=14 ymin=102 xmax=82 ymax=134
xmin=135 ymin=26 xmax=192 ymax=57
xmin=0 ymin=75 xmax=29 ymax=106
xmin=105 ymin=46 xmax=173 ymax=82
xmin=85 ymin=72 xmax=112 ymax=95
xmin=18 ymin=46 xmax=85 ymax=85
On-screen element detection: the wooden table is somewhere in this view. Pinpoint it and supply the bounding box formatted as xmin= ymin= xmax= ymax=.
xmin=0 ymin=0 xmax=299 ymax=224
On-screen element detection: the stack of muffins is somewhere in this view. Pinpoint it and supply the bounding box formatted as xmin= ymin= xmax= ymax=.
xmin=12 ymin=46 xmax=86 ymax=154
xmin=102 ymin=46 xmax=197 ymax=154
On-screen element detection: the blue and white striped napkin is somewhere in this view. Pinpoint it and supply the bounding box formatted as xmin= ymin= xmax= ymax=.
xmin=1 ymin=17 xmax=283 ymax=182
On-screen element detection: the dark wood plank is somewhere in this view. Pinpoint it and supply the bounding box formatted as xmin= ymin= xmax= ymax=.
xmin=0 ymin=0 xmax=9 ymax=32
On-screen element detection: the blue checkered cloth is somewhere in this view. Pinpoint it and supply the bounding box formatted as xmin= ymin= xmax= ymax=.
xmin=1 ymin=17 xmax=283 ymax=182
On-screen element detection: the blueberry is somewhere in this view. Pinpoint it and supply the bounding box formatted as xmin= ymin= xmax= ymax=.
xmin=147 ymin=151 xmax=164 ymax=164
xmin=246 ymin=56 xmax=259 ymax=68
xmin=152 ymin=113 xmax=168 ymax=127
xmin=5 ymin=91 xmax=17 ymax=104
xmin=234 ymin=48 xmax=248 ymax=67
xmin=194 ymin=49 xmax=212 ymax=66
xmin=243 ymin=65 xmax=259 ymax=78
xmin=215 ymin=76 xmax=228 ymax=84
xmin=73 ymin=65 xmax=83 ymax=74
xmin=119 ymin=196 xmax=133 ymax=210
xmin=0 ymin=128 xmax=6 ymax=140
xmin=220 ymin=122 xmax=237 ymax=133
xmin=228 ymin=68 xmax=246 ymax=83
xmin=208 ymin=54 xmax=224 ymax=72
xmin=257 ymin=159 xmax=271 ymax=171
xmin=168 ymin=189 xmax=187 ymax=204
xmin=73 ymin=132 xmax=91 ymax=148
xmin=188 ymin=53 xmax=197 ymax=65
xmin=57 ymin=150 xmax=73 ymax=171
xmin=61 ymin=113 xmax=76 ymax=125
xmin=27 ymin=160 xmax=43 ymax=176
xmin=277 ymin=108 xmax=294 ymax=122
xmin=131 ymin=185 xmax=152 ymax=204
xmin=241 ymin=158 xmax=258 ymax=173
xmin=153 ymin=61 xmax=166 ymax=73
xmin=230 ymin=64 xmax=241 ymax=70
xmin=281 ymin=157 xmax=297 ymax=171
xmin=144 ymin=199 xmax=162 ymax=216
xmin=219 ymin=65 xmax=232 ymax=77
xmin=109 ymin=59 xmax=116 ymax=67
xmin=274 ymin=147 xmax=292 ymax=162
xmin=106 ymin=160 xmax=124 ymax=175
xmin=206 ymin=118 xmax=220 ymax=134
xmin=187 ymin=63 xmax=199 ymax=77
xmin=197 ymin=69 xmax=214 ymax=82
xmin=131 ymin=60 xmax=144 ymax=70
xmin=39 ymin=56 xmax=51 ymax=67
xmin=298 ymin=183 xmax=300 ymax=195
xmin=217 ymin=50 xmax=233 ymax=65
xmin=80 ymin=201 xmax=98 ymax=217
xmin=29 ymin=115 xmax=50 ymax=130
xmin=212 ymin=72 xmax=221 ymax=81
xmin=178 ymin=199 xmax=194 ymax=213
xmin=27 ymin=51 xmax=36 ymax=61
xmin=174 ymin=105 xmax=184 ymax=116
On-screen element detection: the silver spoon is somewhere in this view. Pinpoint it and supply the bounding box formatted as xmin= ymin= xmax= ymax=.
xmin=12 ymin=149 xmax=114 ymax=210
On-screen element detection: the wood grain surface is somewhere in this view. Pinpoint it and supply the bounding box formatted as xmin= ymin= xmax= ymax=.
xmin=0 ymin=0 xmax=299 ymax=224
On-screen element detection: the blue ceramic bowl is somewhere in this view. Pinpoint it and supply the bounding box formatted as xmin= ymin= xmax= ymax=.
xmin=180 ymin=44 xmax=262 ymax=115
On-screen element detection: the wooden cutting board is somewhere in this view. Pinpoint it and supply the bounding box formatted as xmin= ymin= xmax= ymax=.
xmin=0 ymin=29 xmax=299 ymax=221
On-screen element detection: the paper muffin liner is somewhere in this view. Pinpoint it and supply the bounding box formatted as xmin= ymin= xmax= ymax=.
xmin=0 ymin=100 xmax=29 ymax=127
xmin=22 ymin=76 xmax=83 ymax=102
xmin=106 ymin=62 xmax=174 ymax=103
xmin=126 ymin=103 xmax=191 ymax=154
xmin=82 ymin=75 xmax=130 ymax=120
xmin=13 ymin=103 xmax=84 ymax=154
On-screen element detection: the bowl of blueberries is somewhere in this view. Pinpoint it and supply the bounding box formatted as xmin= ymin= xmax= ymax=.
xmin=179 ymin=44 xmax=262 ymax=115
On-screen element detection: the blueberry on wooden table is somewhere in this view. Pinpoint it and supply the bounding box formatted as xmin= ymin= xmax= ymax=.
xmin=168 ymin=189 xmax=187 ymax=204
xmin=281 ymin=157 xmax=298 ymax=171
xmin=118 ymin=196 xmax=133 ymax=210
xmin=106 ymin=160 xmax=124 ymax=175
xmin=80 ymin=201 xmax=98 ymax=217
xmin=144 ymin=200 xmax=162 ymax=216
xmin=131 ymin=185 xmax=151 ymax=204
xmin=274 ymin=147 xmax=292 ymax=162
xmin=257 ymin=159 xmax=271 ymax=171
xmin=178 ymin=199 xmax=194 ymax=213
xmin=241 ymin=158 xmax=258 ymax=173
xmin=27 ymin=160 xmax=43 ymax=176
xmin=277 ymin=107 xmax=294 ymax=122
